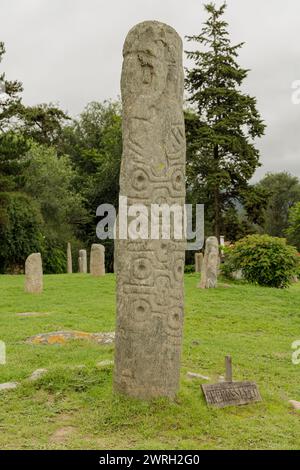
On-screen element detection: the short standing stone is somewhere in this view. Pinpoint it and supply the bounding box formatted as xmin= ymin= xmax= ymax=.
xmin=90 ymin=244 xmax=105 ymax=276
xmin=199 ymin=237 xmax=219 ymax=289
xmin=78 ymin=249 xmax=87 ymax=273
xmin=195 ymin=253 xmax=203 ymax=273
xmin=67 ymin=242 xmax=72 ymax=273
xmin=25 ymin=253 xmax=43 ymax=294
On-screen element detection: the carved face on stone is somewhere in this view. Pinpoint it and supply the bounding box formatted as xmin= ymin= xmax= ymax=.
xmin=122 ymin=22 xmax=182 ymax=103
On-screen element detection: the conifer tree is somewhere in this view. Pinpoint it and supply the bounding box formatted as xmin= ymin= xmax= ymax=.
xmin=185 ymin=2 xmax=265 ymax=238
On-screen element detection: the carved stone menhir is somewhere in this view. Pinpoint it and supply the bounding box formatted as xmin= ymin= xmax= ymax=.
xmin=25 ymin=253 xmax=43 ymax=294
xmin=114 ymin=21 xmax=186 ymax=399
xmin=67 ymin=242 xmax=72 ymax=274
xmin=78 ymin=249 xmax=87 ymax=273
xmin=90 ymin=244 xmax=105 ymax=276
xmin=199 ymin=237 xmax=219 ymax=289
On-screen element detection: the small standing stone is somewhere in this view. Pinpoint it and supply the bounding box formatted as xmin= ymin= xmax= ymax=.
xmin=195 ymin=253 xmax=203 ymax=273
xmin=78 ymin=249 xmax=87 ymax=273
xmin=67 ymin=242 xmax=72 ymax=274
xmin=199 ymin=237 xmax=219 ymax=289
xmin=25 ymin=253 xmax=43 ymax=294
xmin=220 ymin=235 xmax=225 ymax=258
xmin=90 ymin=244 xmax=105 ymax=276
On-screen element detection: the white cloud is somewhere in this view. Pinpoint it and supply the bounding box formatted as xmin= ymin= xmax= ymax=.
xmin=0 ymin=0 xmax=299 ymax=178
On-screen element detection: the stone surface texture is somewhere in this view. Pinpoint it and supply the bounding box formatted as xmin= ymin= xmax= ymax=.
xmin=114 ymin=21 xmax=186 ymax=399
xmin=25 ymin=253 xmax=43 ymax=294
xmin=199 ymin=237 xmax=219 ymax=289
xmin=90 ymin=244 xmax=105 ymax=276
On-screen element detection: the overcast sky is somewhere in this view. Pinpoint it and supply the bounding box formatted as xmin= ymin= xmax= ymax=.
xmin=0 ymin=0 xmax=299 ymax=180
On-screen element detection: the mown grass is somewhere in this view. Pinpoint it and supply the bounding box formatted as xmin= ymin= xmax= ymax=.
xmin=0 ymin=273 xmax=300 ymax=449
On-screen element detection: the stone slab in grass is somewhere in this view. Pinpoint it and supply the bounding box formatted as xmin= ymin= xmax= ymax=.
xmin=289 ymin=400 xmax=300 ymax=410
xmin=28 ymin=368 xmax=48 ymax=381
xmin=26 ymin=331 xmax=115 ymax=345
xmin=16 ymin=312 xmax=51 ymax=317
xmin=0 ymin=382 xmax=19 ymax=392
xmin=187 ymin=371 xmax=210 ymax=381
xmin=96 ymin=360 xmax=114 ymax=368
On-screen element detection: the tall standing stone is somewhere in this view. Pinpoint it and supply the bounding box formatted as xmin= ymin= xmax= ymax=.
xmin=90 ymin=244 xmax=105 ymax=276
xmin=199 ymin=237 xmax=219 ymax=289
xmin=78 ymin=249 xmax=87 ymax=273
xmin=67 ymin=242 xmax=72 ymax=274
xmin=25 ymin=253 xmax=43 ymax=293
xmin=114 ymin=21 xmax=186 ymax=399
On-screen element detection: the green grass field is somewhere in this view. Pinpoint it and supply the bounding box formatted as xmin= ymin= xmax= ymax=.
xmin=0 ymin=273 xmax=300 ymax=450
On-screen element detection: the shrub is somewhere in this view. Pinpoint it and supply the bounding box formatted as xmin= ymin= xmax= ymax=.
xmin=221 ymin=234 xmax=299 ymax=288
xmin=184 ymin=264 xmax=195 ymax=274
xmin=42 ymin=241 xmax=67 ymax=274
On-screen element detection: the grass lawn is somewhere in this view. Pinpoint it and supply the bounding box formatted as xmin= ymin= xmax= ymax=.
xmin=0 ymin=273 xmax=300 ymax=450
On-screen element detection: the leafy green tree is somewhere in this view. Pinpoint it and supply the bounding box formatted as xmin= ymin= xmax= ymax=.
xmin=0 ymin=192 xmax=43 ymax=273
xmin=256 ymin=172 xmax=300 ymax=237
xmin=286 ymin=202 xmax=300 ymax=251
xmin=185 ymin=2 xmax=265 ymax=239
xmin=62 ymin=101 xmax=122 ymax=271
xmin=23 ymin=142 xmax=89 ymax=242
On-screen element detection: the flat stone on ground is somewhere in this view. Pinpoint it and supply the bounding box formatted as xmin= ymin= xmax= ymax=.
xmin=16 ymin=312 xmax=50 ymax=317
xmin=187 ymin=372 xmax=210 ymax=381
xmin=289 ymin=400 xmax=300 ymax=410
xmin=96 ymin=360 xmax=114 ymax=367
xmin=28 ymin=368 xmax=48 ymax=381
xmin=26 ymin=331 xmax=115 ymax=345
xmin=0 ymin=382 xmax=19 ymax=391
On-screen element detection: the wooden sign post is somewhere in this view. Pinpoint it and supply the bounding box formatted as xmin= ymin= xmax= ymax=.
xmin=202 ymin=356 xmax=261 ymax=408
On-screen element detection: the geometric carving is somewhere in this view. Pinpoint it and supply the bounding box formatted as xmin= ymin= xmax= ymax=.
xmin=114 ymin=21 xmax=186 ymax=399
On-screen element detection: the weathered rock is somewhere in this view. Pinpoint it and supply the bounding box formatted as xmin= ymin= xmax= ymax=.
xmin=289 ymin=400 xmax=300 ymax=410
xmin=195 ymin=253 xmax=203 ymax=273
xmin=25 ymin=253 xmax=43 ymax=294
xmin=90 ymin=244 xmax=105 ymax=276
xmin=78 ymin=249 xmax=87 ymax=273
xmin=187 ymin=372 xmax=210 ymax=381
xmin=0 ymin=382 xmax=19 ymax=391
xmin=199 ymin=237 xmax=219 ymax=289
xmin=26 ymin=331 xmax=115 ymax=345
xmin=28 ymin=368 xmax=48 ymax=381
xmin=67 ymin=242 xmax=72 ymax=273
xmin=97 ymin=360 xmax=114 ymax=368
xmin=114 ymin=21 xmax=186 ymax=399
xmin=16 ymin=312 xmax=50 ymax=317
